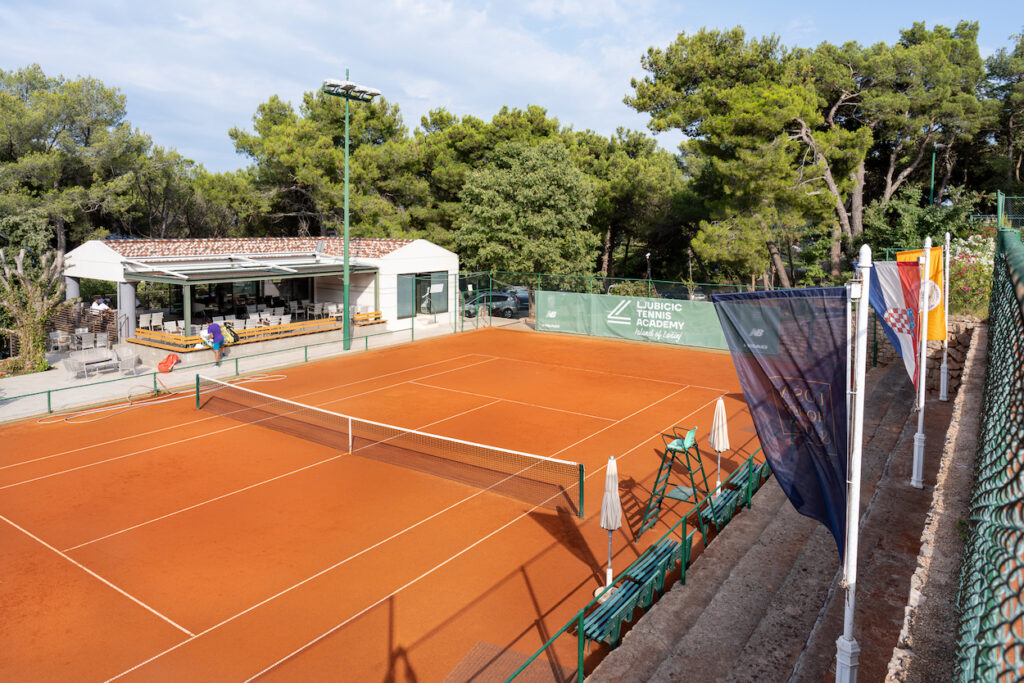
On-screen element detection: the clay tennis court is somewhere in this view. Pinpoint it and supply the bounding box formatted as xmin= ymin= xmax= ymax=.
xmin=0 ymin=327 xmax=759 ymax=681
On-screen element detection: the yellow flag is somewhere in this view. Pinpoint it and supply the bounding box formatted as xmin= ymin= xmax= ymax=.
xmin=897 ymin=246 xmax=946 ymax=341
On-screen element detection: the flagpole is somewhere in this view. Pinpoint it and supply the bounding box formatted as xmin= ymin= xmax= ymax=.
xmin=836 ymin=244 xmax=871 ymax=683
xmin=911 ymin=237 xmax=931 ymax=489
xmin=939 ymin=232 xmax=950 ymax=401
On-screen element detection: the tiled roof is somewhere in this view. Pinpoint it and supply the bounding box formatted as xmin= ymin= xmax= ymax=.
xmin=103 ymin=237 xmax=414 ymax=260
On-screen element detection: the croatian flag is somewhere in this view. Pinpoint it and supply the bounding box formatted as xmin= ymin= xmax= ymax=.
xmin=869 ymin=261 xmax=922 ymax=388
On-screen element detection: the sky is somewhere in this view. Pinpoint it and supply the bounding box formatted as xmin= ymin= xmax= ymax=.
xmin=0 ymin=1 xmax=1017 ymax=173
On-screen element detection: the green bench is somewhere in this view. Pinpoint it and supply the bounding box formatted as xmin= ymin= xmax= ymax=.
xmin=699 ymin=459 xmax=772 ymax=530
xmin=582 ymin=534 xmax=693 ymax=648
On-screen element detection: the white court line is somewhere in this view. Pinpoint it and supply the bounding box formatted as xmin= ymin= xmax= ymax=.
xmin=66 ymin=397 xmax=502 ymax=552
xmin=1 ymin=513 xmax=194 ymax=637
xmin=1 ymin=353 xmax=486 ymax=472
xmin=408 ymin=381 xmax=616 ymax=422
xmin=108 ymin=383 xmax=699 ymax=681
xmin=242 ymin=388 xmax=725 ymax=680
xmin=1 ymin=356 xmax=494 ymax=490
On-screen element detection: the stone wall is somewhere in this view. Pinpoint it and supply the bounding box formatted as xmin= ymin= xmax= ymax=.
xmin=870 ymin=313 xmax=982 ymax=397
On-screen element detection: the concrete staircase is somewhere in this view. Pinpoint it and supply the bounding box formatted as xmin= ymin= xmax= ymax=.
xmin=589 ymin=363 xmax=919 ymax=682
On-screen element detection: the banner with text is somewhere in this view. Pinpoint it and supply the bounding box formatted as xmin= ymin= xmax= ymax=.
xmin=536 ymin=292 xmax=728 ymax=349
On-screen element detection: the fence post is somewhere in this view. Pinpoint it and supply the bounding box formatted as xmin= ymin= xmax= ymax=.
xmin=304 ymin=345 xmax=308 ymax=363
xmin=195 ymin=375 xmax=200 ymax=410
xmin=47 ymin=390 xmax=52 ymax=414
xmin=577 ymin=610 xmax=585 ymax=682
xmin=235 ymin=357 xmax=239 ymax=375
xmin=152 ymin=372 xmax=158 ymax=394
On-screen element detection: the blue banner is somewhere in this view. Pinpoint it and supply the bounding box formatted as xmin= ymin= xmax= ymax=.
xmin=712 ymin=288 xmax=849 ymax=558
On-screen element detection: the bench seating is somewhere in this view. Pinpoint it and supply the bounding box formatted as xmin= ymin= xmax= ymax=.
xmin=582 ymin=535 xmax=692 ymax=648
xmin=699 ymin=459 xmax=772 ymax=530
xmin=353 ymin=311 xmax=385 ymax=327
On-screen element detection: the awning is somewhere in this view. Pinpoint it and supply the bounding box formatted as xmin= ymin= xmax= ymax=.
xmin=121 ymin=252 xmax=377 ymax=285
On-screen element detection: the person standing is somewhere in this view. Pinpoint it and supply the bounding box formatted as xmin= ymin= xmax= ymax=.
xmin=208 ymin=321 xmax=225 ymax=366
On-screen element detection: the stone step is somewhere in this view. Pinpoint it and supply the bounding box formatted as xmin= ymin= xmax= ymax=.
xmin=588 ymin=363 xmax=915 ymax=682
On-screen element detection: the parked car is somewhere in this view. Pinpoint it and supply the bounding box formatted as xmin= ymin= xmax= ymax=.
xmin=504 ymin=286 xmax=531 ymax=311
xmin=464 ymin=292 xmax=517 ymax=318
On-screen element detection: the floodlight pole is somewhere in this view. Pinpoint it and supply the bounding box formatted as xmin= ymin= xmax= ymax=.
xmin=836 ymin=243 xmax=871 ymax=683
xmin=344 ymin=70 xmax=351 ymax=351
xmin=322 ymin=71 xmax=381 ymax=351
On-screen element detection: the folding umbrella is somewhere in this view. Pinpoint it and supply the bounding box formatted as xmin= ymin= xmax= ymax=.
xmin=596 ymin=456 xmax=622 ymax=600
xmin=709 ymin=396 xmax=731 ymax=492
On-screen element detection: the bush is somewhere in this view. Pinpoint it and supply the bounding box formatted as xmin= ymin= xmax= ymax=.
xmin=948 ymin=234 xmax=994 ymax=318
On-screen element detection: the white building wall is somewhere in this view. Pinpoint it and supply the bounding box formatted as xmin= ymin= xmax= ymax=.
xmin=374 ymin=240 xmax=459 ymax=332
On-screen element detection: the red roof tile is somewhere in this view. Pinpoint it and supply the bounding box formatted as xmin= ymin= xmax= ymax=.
xmin=104 ymin=237 xmax=414 ymax=260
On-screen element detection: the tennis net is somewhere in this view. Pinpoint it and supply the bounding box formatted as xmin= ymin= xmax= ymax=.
xmin=196 ymin=376 xmax=584 ymax=516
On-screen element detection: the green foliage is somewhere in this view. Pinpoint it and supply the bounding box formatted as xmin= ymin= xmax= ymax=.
xmin=454 ymin=141 xmax=598 ymax=275
xmin=607 ymin=280 xmax=658 ymax=297
xmin=948 ymin=233 xmax=994 ymax=317
xmin=862 ymin=185 xmax=985 ymax=251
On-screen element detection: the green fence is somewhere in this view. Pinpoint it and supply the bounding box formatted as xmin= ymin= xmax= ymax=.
xmin=955 ymin=227 xmax=1024 ymax=680
xmin=536 ymin=291 xmax=728 ymax=349
xmin=997 ymin=190 xmax=1024 ymax=230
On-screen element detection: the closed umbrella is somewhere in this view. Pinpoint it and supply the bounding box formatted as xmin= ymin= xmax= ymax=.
xmin=708 ymin=396 xmax=731 ymax=493
xmin=596 ymin=456 xmax=622 ymax=600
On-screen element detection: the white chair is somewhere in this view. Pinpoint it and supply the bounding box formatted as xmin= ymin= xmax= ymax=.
xmin=79 ymin=333 xmax=96 ymax=351
xmin=272 ymin=307 xmax=284 ymax=316
xmin=288 ymin=301 xmax=299 ymax=315
xmin=115 ymin=346 xmax=138 ymax=375
xmin=150 ymin=312 xmax=163 ymax=330
xmin=246 ymin=304 xmax=257 ymax=317
xmin=281 ymin=315 xmax=291 ymax=325
xmin=138 ymin=313 xmax=151 ymax=330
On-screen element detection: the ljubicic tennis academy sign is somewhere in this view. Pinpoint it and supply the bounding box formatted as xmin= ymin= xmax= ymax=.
xmin=535 ymin=292 xmax=728 ymax=350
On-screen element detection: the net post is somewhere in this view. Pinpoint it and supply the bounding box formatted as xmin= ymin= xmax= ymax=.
xmin=195 ymin=375 xmax=200 ymax=410
xmin=578 ymin=463 xmax=585 ymax=517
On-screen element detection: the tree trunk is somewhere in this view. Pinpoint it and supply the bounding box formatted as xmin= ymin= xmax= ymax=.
xmin=882 ymin=134 xmax=932 ymax=203
xmin=830 ymin=222 xmax=842 ymax=279
xmin=54 ymin=215 xmax=66 ymax=254
xmin=849 ymin=161 xmax=865 ymax=236
xmin=600 ymin=225 xmax=618 ymax=278
xmin=767 ymin=239 xmax=792 ymax=288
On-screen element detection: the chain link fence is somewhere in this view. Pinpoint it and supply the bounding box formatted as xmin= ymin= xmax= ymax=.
xmin=955 ymin=227 xmax=1024 ymax=680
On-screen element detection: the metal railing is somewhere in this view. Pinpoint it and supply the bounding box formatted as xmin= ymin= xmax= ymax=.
xmin=507 ymin=448 xmax=766 ymax=682
xmin=955 ymin=227 xmax=1024 ymax=680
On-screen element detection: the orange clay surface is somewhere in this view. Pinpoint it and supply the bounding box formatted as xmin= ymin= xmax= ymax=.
xmin=0 ymin=327 xmax=759 ymax=681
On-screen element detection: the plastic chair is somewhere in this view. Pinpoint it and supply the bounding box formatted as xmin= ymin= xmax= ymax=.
xmin=79 ymin=333 xmax=96 ymax=351
xmin=150 ymin=312 xmax=164 ymax=330
xmin=138 ymin=313 xmax=151 ymax=330
xmin=115 ymin=346 xmax=138 ymax=375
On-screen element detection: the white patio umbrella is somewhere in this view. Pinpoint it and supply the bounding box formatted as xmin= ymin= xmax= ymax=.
xmin=709 ymin=396 xmax=731 ymax=493
xmin=595 ymin=456 xmax=623 ymax=600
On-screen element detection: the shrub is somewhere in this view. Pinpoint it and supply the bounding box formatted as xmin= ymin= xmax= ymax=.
xmin=948 ymin=234 xmax=994 ymax=318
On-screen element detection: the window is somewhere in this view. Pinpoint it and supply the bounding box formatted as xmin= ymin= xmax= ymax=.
xmin=397 ymin=271 xmax=448 ymax=319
